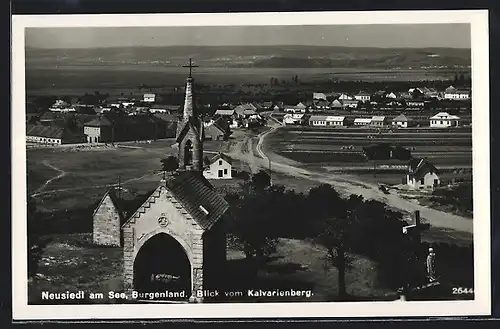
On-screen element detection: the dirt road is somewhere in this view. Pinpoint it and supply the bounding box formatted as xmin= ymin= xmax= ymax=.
xmin=229 ymin=116 xmax=473 ymax=241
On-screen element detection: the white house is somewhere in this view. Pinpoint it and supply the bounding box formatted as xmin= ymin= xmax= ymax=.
xmin=203 ymin=153 xmax=232 ymax=180
xmin=330 ymin=99 xmax=343 ymax=109
xmin=429 ymin=112 xmax=460 ymax=128
xmin=406 ymin=158 xmax=440 ymax=191
xmin=325 ymin=116 xmax=346 ymax=126
xmin=309 ymin=115 xmax=328 ymax=127
xmin=338 ymin=94 xmax=353 ymax=100
xmin=354 ymin=118 xmax=372 ymax=126
xmin=392 ymin=114 xmax=410 ymax=128
xmin=371 ymin=116 xmax=386 ymax=127
xmin=284 ymin=113 xmax=305 ymax=125
xmin=143 ymin=93 xmax=156 ymax=103
xmin=385 ymin=92 xmax=397 ymax=99
xmin=444 ymin=89 xmax=470 ymax=100
xmin=354 ymin=92 xmax=371 ymax=102
xmin=309 ymin=115 xmax=345 ymax=127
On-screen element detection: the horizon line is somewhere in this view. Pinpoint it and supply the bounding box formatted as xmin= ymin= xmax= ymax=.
xmin=25 ymin=44 xmax=472 ymax=50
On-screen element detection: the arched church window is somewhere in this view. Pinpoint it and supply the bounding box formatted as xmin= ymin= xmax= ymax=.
xmin=184 ymin=140 xmax=193 ymax=166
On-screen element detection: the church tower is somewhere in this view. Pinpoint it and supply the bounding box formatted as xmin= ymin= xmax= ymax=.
xmin=176 ymin=58 xmax=204 ymax=172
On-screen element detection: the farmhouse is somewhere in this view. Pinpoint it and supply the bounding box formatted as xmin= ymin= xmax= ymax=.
xmin=309 ymin=115 xmax=328 ymax=127
xmin=392 ymin=114 xmax=411 ymax=128
xmin=204 ymin=122 xmax=229 ymax=141
xmin=385 ymin=92 xmax=397 ymax=99
xmin=84 ymin=115 xmax=113 ymax=143
xmin=371 ymin=116 xmax=387 ymax=127
xmin=429 ymin=112 xmax=460 ymax=128
xmin=203 ymin=153 xmax=233 ymax=180
xmin=444 ymin=89 xmax=470 ymax=100
xmin=314 ymin=99 xmax=330 ymax=110
xmin=354 ymin=118 xmax=372 ymax=126
xmin=326 ymin=116 xmax=346 ymax=126
xmin=214 ymin=108 xmax=236 ymax=118
xmin=338 ymin=93 xmax=353 ymax=100
xmin=406 ymin=158 xmax=440 ymax=191
xmin=343 ymin=99 xmax=359 ymax=109
xmin=26 ymin=124 xmax=84 ymax=145
xmin=143 ymin=93 xmax=156 ymax=103
xmin=354 ymin=91 xmax=371 ymax=102
xmin=284 ymin=113 xmax=306 ymax=126
xmin=330 ymin=99 xmax=343 ymax=109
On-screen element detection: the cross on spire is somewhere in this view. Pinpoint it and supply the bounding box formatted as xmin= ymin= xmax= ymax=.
xmin=182 ymin=58 xmax=199 ymax=78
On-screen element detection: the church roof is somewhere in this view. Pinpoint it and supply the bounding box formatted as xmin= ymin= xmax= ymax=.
xmin=165 ymin=171 xmax=229 ymax=230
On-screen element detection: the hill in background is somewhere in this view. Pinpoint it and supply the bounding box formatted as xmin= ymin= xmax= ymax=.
xmin=25 ymin=45 xmax=471 ymax=70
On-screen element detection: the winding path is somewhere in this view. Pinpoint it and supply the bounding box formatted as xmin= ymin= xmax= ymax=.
xmin=230 ymin=115 xmax=473 ymax=241
xmin=32 ymin=161 xmax=67 ymax=196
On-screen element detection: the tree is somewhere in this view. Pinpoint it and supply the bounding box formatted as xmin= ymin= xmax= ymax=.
xmin=250 ymin=170 xmax=271 ymax=191
xmin=307 ymin=185 xmax=358 ymax=300
xmin=160 ymin=155 xmax=179 ymax=173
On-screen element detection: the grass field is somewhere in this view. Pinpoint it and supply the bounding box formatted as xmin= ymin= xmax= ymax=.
xmin=266 ymin=126 xmax=473 ymax=173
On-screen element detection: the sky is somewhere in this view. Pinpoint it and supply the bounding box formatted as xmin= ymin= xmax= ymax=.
xmin=25 ymin=24 xmax=471 ymax=49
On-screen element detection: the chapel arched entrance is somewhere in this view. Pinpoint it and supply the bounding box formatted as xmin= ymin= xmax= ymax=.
xmin=133 ymin=233 xmax=191 ymax=300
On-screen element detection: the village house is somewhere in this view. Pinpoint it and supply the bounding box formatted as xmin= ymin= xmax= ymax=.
xmin=214 ymin=108 xmax=236 ymax=118
xmin=371 ymin=116 xmax=387 ymax=127
xmin=354 ymin=118 xmax=372 ymax=126
xmin=406 ymin=100 xmax=426 ymax=108
xmin=354 ymin=91 xmax=371 ymax=102
xmin=406 ymin=158 xmax=440 ymax=191
xmin=392 ymin=114 xmax=411 ymax=128
xmin=143 ymin=93 xmax=156 ymax=103
xmin=149 ymin=104 xmax=169 ymax=113
xmin=314 ymin=99 xmax=330 ymax=110
xmin=330 ymin=99 xmax=343 ymax=109
xmin=203 ymin=153 xmax=233 ymax=180
xmin=83 ymin=115 xmax=114 ymax=143
xmin=338 ymin=93 xmax=353 ymax=101
xmin=444 ymin=89 xmax=470 ymax=100
xmin=343 ymin=99 xmax=359 ymax=109
xmin=309 ymin=115 xmax=328 ymax=127
xmin=26 ymin=124 xmax=84 ymax=145
xmin=283 ymin=113 xmax=306 ymax=126
xmin=326 ymin=116 xmax=346 ymax=127
xmin=429 ymin=112 xmax=460 ymax=128
xmin=385 ymin=92 xmax=397 ymax=99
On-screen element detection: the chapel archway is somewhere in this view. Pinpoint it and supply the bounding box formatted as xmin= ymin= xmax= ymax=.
xmin=133 ymin=233 xmax=191 ymax=300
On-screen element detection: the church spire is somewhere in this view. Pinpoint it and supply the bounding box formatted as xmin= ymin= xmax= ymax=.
xmin=176 ymin=58 xmax=203 ymax=172
xmin=182 ymin=58 xmax=199 ymax=121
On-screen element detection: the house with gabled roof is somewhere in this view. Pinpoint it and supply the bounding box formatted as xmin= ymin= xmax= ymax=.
xmin=203 ymin=153 xmax=233 ymax=180
xmin=371 ymin=116 xmax=387 ymax=127
xmin=406 ymin=158 xmax=440 ymax=191
xmin=392 ymin=114 xmax=411 ymax=128
xmin=429 ymin=112 xmax=460 ymax=128
xmin=354 ymin=91 xmax=371 ymax=102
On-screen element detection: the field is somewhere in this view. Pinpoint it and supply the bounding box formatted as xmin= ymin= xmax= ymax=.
xmin=266 ymin=126 xmax=472 ymax=177
xmin=26 ymin=67 xmax=464 ymax=97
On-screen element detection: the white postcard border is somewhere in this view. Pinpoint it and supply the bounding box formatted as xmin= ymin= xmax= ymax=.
xmin=11 ymin=10 xmax=491 ymax=320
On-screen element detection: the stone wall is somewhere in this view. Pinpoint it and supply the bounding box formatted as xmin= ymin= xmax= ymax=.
xmin=92 ymin=194 xmax=121 ymax=247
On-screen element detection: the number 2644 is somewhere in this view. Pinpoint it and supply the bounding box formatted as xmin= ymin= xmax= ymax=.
xmin=452 ymin=287 xmax=474 ymax=294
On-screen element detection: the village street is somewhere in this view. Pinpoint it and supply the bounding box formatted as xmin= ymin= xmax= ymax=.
xmin=226 ymin=113 xmax=473 ymax=243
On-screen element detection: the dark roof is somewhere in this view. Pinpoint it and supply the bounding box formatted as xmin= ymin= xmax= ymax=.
xmin=85 ymin=116 xmax=112 ymax=127
xmin=408 ymin=158 xmax=439 ymax=180
xmin=205 ymin=123 xmax=225 ymax=137
xmin=211 ymin=153 xmax=233 ymax=165
xmin=26 ymin=124 xmax=64 ymax=139
xmin=165 ymin=171 xmax=229 ymax=230
xmin=40 ymin=111 xmax=63 ymax=121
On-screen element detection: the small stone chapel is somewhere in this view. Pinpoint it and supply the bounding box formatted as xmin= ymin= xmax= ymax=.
xmin=92 ymin=62 xmax=230 ymax=302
